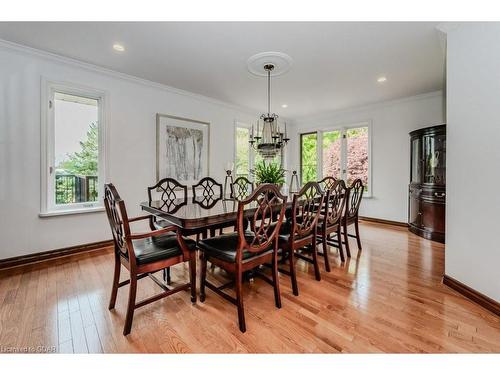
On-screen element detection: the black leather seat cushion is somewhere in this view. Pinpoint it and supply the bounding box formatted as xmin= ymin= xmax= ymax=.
xmin=131 ymin=233 xmax=196 ymax=265
xmin=277 ymin=219 xmax=314 ymax=244
xmin=198 ymin=232 xmax=270 ymax=263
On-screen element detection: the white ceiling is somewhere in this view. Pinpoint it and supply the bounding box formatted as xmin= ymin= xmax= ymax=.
xmin=0 ymin=22 xmax=445 ymax=118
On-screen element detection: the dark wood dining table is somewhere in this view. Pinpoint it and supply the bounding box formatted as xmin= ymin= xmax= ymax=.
xmin=140 ymin=193 xmax=295 ymax=233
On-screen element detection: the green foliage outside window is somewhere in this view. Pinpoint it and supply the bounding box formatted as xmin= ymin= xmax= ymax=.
xmin=56 ymin=122 xmax=99 ymax=204
xmin=58 ymin=122 xmax=99 ymax=176
xmin=301 ymin=133 xmax=317 ymax=184
xmin=235 ymin=127 xmax=250 ymax=177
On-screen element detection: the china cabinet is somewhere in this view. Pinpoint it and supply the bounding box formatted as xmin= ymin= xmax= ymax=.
xmin=408 ymin=124 xmax=446 ymax=243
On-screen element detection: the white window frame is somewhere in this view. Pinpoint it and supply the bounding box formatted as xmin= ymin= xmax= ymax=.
xmin=299 ymin=120 xmax=372 ymax=197
xmin=234 ymin=121 xmax=286 ymax=178
xmin=40 ymin=79 xmax=109 ymax=216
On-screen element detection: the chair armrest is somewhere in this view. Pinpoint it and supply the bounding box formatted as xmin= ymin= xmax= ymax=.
xmin=128 ymin=214 xmax=153 ymax=223
xmin=129 ymin=225 xmax=178 ymax=240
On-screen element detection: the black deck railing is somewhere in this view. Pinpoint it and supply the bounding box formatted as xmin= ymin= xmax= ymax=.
xmin=55 ymin=174 xmax=98 ymax=204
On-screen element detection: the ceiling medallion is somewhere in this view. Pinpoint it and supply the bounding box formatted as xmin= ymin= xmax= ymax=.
xmin=246 ymin=51 xmax=293 ymax=77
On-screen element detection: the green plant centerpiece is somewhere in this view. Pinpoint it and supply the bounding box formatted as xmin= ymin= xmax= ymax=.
xmin=252 ymin=161 xmax=286 ymax=186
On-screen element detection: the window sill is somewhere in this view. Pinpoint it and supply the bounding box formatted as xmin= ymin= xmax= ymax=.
xmin=39 ymin=206 xmax=105 ymax=218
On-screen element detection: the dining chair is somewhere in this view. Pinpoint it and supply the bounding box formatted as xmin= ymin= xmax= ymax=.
xmin=192 ymin=177 xmax=232 ymax=236
xmin=104 ymin=183 xmax=197 ymax=335
xmin=342 ymin=178 xmax=364 ymax=257
xmin=317 ymin=180 xmax=348 ymax=271
xmin=147 ymin=177 xmax=202 ymax=284
xmin=147 ymin=177 xmax=187 ymax=231
xmin=198 ymin=183 xmax=287 ymax=333
xmin=230 ymin=176 xmax=254 ymax=200
xmin=192 ymin=177 xmax=223 ymax=203
xmin=278 ymin=181 xmax=325 ymax=296
xmin=318 ymin=176 xmax=337 ymax=191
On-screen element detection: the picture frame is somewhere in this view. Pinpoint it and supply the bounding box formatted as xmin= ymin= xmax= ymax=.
xmin=156 ymin=113 xmax=210 ymax=186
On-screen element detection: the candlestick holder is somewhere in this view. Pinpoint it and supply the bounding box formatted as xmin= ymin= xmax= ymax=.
xmin=223 ymin=162 xmax=234 ymax=198
xmin=289 ymin=170 xmax=300 ymax=193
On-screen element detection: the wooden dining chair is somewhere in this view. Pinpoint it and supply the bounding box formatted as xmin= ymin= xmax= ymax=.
xmin=147 ymin=177 xmax=188 ymax=231
xmin=278 ymin=181 xmax=325 ymax=296
xmin=198 ymin=183 xmax=287 ymax=333
xmin=192 ymin=177 xmax=233 ymax=236
xmin=104 ymin=183 xmax=197 ymax=335
xmin=192 ymin=177 xmax=223 ymax=203
xmin=317 ymin=180 xmax=348 ymax=271
xmin=147 ymin=177 xmax=202 ymax=284
xmin=318 ymin=176 xmax=337 ymax=191
xmin=343 ymin=178 xmax=364 ymax=257
xmin=230 ymin=176 xmax=254 ymax=200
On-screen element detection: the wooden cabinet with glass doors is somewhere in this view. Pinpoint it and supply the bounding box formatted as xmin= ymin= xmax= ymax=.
xmin=408 ymin=124 xmax=446 ymax=243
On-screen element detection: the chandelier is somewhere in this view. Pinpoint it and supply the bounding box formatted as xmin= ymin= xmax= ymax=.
xmin=249 ymin=63 xmax=290 ymax=160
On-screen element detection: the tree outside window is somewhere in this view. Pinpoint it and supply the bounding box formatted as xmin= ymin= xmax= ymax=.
xmin=300 ymin=125 xmax=369 ymax=193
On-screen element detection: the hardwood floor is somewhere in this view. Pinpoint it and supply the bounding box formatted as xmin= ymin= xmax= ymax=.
xmin=0 ymin=221 xmax=499 ymax=353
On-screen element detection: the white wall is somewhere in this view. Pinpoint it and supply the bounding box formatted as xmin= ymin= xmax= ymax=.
xmin=0 ymin=42 xmax=293 ymax=259
xmin=446 ymin=24 xmax=500 ymax=301
xmin=293 ymin=91 xmax=445 ymax=222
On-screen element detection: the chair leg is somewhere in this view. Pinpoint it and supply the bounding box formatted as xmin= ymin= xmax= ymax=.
xmin=210 ymin=228 xmax=216 ymax=237
xmin=311 ymin=236 xmax=321 ymax=281
xmin=288 ymin=248 xmax=299 ymax=296
xmin=199 ymin=253 xmax=207 ymax=303
xmin=123 ymin=273 xmax=137 ymax=336
xmin=108 ymin=253 xmax=121 ymax=310
xmin=271 ymin=252 xmax=282 ymax=308
xmin=163 ymin=267 xmax=171 ymax=284
xmin=354 ymin=218 xmax=362 ymax=250
xmin=235 ymin=269 xmax=246 ymax=333
xmin=189 ymin=255 xmax=197 ymax=303
xmin=337 ymin=228 xmax=345 ymax=262
xmin=343 ymin=221 xmax=351 ymax=258
xmin=321 ymin=232 xmax=331 ymax=272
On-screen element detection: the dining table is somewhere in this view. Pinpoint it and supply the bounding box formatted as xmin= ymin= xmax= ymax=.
xmin=140 ymin=191 xmax=296 ymax=234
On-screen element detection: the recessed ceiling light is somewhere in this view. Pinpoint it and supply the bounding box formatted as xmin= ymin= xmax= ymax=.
xmin=113 ymin=44 xmax=125 ymax=52
xmin=377 ymin=76 xmax=387 ymax=83
xmin=281 ymin=104 xmax=288 ymax=108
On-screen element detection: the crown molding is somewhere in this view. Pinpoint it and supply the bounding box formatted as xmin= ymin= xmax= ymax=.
xmin=0 ymin=38 xmax=262 ymax=117
xmin=294 ymin=90 xmax=444 ymax=125
xmin=0 ymin=37 xmax=438 ymax=126
xmin=435 ymin=22 xmax=463 ymax=35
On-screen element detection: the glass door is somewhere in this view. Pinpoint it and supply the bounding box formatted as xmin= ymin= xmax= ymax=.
xmin=322 ymin=130 xmax=342 ymax=180
xmin=411 ymin=136 xmax=422 ymax=184
xmin=300 ymin=132 xmax=318 ymax=184
xmin=346 ymin=127 xmax=369 ymax=189
xmin=423 ymin=134 xmax=446 ymax=185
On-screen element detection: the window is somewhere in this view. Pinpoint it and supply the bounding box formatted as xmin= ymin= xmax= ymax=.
xmin=300 ymin=133 xmax=318 ymax=185
xmin=345 ymin=126 xmax=369 ymax=188
xmin=41 ymin=81 xmax=107 ymax=215
xmin=235 ymin=126 xmax=251 ymax=177
xmin=234 ymin=123 xmax=284 ymax=178
xmin=322 ymin=130 xmax=342 ymax=180
xmin=300 ymin=123 xmax=371 ymax=194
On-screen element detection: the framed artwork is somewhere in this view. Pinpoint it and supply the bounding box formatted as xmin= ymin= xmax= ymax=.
xmin=156 ymin=114 xmax=210 ymax=186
